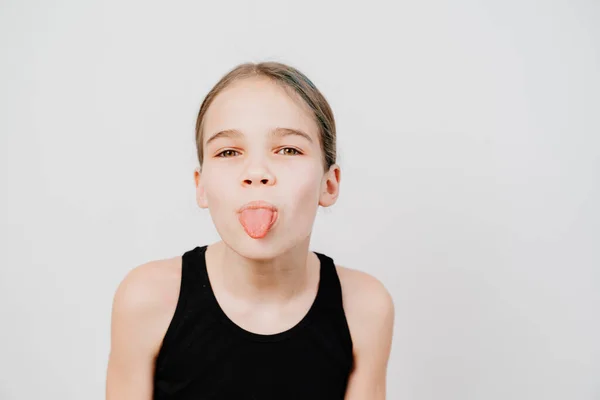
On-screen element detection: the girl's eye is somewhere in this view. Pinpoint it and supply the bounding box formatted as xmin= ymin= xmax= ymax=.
xmin=216 ymin=149 xmax=239 ymax=158
xmin=216 ymin=148 xmax=301 ymax=158
xmin=277 ymin=147 xmax=301 ymax=156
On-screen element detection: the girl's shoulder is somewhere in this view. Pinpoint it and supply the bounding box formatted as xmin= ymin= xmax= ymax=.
xmin=335 ymin=263 xmax=395 ymax=345
xmin=335 ymin=264 xmax=389 ymax=300
xmin=110 ymin=256 xmax=183 ymax=356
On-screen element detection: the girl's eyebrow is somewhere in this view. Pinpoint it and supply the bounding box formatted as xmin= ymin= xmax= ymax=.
xmin=205 ymin=127 xmax=314 ymax=147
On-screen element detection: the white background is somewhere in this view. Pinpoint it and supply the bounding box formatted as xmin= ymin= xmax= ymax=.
xmin=1 ymin=0 xmax=599 ymax=399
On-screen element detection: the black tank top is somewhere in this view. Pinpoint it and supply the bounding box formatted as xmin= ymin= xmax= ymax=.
xmin=153 ymin=245 xmax=354 ymax=399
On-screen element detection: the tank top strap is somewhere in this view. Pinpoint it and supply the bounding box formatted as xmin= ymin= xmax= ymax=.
xmin=312 ymin=250 xmax=344 ymax=311
xmin=187 ymin=245 xmax=216 ymax=310
xmin=181 ymin=245 xmax=210 ymax=293
xmin=154 ymin=245 xmax=210 ymax=368
xmin=311 ymin=250 xmax=354 ymax=370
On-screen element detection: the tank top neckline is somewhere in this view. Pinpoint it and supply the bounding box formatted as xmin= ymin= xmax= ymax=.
xmin=195 ymin=245 xmax=327 ymax=343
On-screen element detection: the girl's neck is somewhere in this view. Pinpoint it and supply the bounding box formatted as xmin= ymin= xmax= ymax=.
xmin=205 ymin=239 xmax=318 ymax=305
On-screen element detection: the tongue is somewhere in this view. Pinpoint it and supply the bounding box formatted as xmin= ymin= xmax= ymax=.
xmin=239 ymin=209 xmax=276 ymax=238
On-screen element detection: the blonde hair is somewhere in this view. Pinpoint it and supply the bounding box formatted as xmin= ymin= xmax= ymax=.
xmin=195 ymin=62 xmax=336 ymax=172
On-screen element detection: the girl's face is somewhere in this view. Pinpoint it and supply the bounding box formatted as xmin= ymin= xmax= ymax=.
xmin=195 ymin=77 xmax=340 ymax=258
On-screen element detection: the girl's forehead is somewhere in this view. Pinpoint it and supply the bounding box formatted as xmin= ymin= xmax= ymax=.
xmin=203 ymin=77 xmax=319 ymax=141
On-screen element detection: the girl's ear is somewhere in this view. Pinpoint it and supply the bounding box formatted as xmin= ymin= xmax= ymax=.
xmin=319 ymin=164 xmax=341 ymax=208
xmin=194 ymin=167 xmax=209 ymax=208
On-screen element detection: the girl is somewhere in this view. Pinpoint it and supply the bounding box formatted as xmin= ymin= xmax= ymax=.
xmin=106 ymin=62 xmax=395 ymax=399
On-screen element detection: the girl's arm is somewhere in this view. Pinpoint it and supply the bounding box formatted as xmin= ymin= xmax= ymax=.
xmin=341 ymin=269 xmax=395 ymax=400
xmin=105 ymin=261 xmax=179 ymax=400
